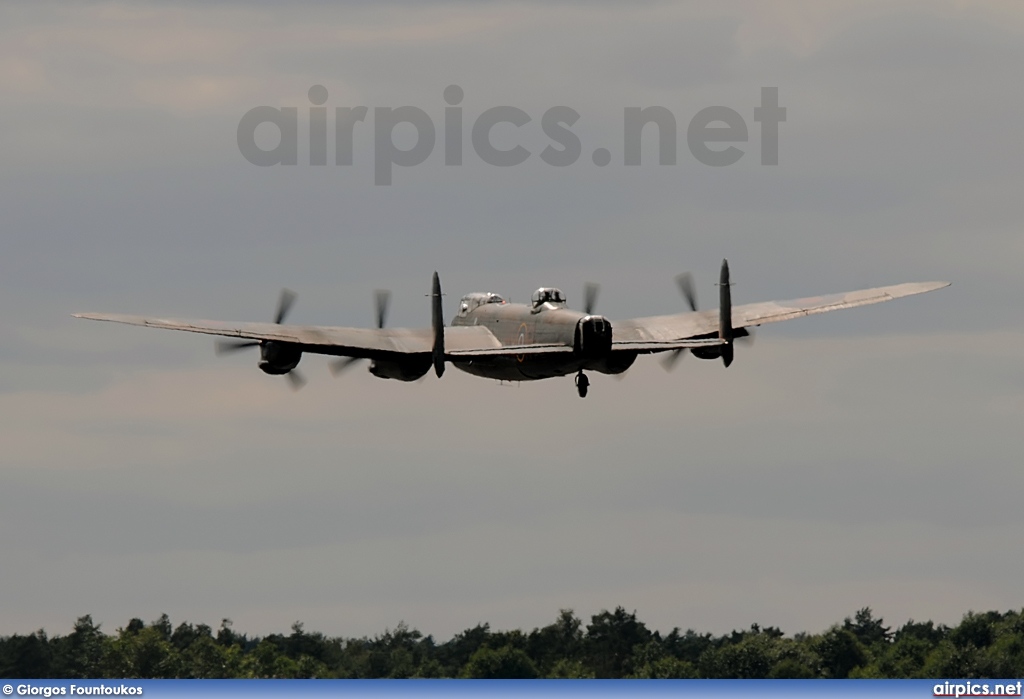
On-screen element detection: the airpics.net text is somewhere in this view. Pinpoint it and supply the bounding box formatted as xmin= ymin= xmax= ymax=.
xmin=236 ymin=85 xmax=786 ymax=185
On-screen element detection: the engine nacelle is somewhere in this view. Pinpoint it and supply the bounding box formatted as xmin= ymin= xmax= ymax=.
xmin=689 ymin=327 xmax=749 ymax=360
xmin=690 ymin=346 xmax=723 ymax=360
xmin=369 ymin=356 xmax=432 ymax=382
xmin=258 ymin=341 xmax=301 ymax=375
xmin=589 ymin=351 xmax=637 ymax=375
xmin=574 ymin=315 xmax=613 ymax=358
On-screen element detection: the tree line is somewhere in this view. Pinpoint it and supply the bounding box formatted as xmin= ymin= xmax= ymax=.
xmin=3 ymin=607 xmax=1023 ymax=678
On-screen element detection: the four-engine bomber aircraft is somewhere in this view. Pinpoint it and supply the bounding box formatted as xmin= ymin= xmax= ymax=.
xmin=74 ymin=260 xmax=949 ymax=398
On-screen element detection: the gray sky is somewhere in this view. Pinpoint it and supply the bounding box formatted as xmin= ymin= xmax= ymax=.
xmin=1 ymin=0 xmax=1022 ymax=640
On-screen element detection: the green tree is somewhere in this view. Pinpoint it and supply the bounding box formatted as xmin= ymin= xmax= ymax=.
xmin=547 ymin=658 xmax=594 ymax=678
xmin=661 ymin=628 xmax=714 ymax=665
xmin=461 ymin=645 xmax=538 ymax=678
xmin=815 ymin=627 xmax=867 ymax=678
xmin=951 ymin=612 xmax=998 ymax=650
xmin=923 ymin=640 xmax=980 ymax=678
xmin=106 ymin=619 xmax=180 ymax=678
xmin=413 ymin=658 xmax=446 ymax=678
xmin=843 ymin=608 xmax=892 ymax=648
xmin=770 ymin=656 xmax=816 ymax=678
xmin=977 ymin=634 xmax=1024 ymax=678
xmin=178 ymin=633 xmax=238 ymax=678
xmin=0 ymin=631 xmax=52 ymax=678
xmin=528 ymin=610 xmax=584 ymax=675
xmin=698 ymin=631 xmax=779 ymax=678
xmin=437 ymin=623 xmax=491 ymax=677
xmin=585 ymin=607 xmax=652 ymax=678
xmin=239 ymin=638 xmax=300 ymax=678
xmin=6 ymin=607 xmax=1024 ymax=680
xmin=628 ymin=640 xmax=696 ymax=678
xmin=51 ymin=615 xmax=106 ymax=678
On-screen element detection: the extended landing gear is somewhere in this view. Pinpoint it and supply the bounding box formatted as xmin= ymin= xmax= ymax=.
xmin=575 ymin=371 xmax=589 ymax=398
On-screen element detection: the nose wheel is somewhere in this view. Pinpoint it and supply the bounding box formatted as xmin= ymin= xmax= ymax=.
xmin=575 ymin=371 xmax=589 ymax=398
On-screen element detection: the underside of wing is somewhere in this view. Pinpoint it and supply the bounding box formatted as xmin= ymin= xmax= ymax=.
xmin=73 ymin=312 xmax=505 ymax=360
xmin=613 ymin=281 xmax=949 ymax=343
xmin=447 ymin=343 xmax=575 ymax=358
xmin=729 ymin=281 xmax=951 ymax=328
xmin=611 ymin=337 xmax=727 ymax=353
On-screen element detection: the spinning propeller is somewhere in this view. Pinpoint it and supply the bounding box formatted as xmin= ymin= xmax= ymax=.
xmin=660 ymin=272 xmax=698 ymax=371
xmin=661 ymin=260 xmax=753 ymax=371
xmin=583 ymin=282 xmax=600 ymax=315
xmin=330 ymin=289 xmax=390 ymax=376
xmin=331 ymin=273 xmax=445 ymax=380
xmin=215 ymin=289 xmax=306 ymax=389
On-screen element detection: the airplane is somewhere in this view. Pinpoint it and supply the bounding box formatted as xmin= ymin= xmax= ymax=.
xmin=74 ymin=260 xmax=949 ymax=398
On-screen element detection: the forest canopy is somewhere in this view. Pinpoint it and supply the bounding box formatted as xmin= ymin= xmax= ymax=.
xmin=3 ymin=607 xmax=1024 ymax=679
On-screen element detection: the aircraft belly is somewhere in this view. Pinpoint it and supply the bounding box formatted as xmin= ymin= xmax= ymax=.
xmin=452 ymin=354 xmax=583 ymax=381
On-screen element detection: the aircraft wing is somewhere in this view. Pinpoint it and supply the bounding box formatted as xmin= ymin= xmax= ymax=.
xmin=442 ymin=337 xmax=729 ymax=359
xmin=75 ymin=280 xmax=949 ymax=360
xmin=72 ymin=312 xmax=507 ymax=359
xmin=73 ymin=312 xmax=592 ymax=360
xmin=613 ymin=281 xmax=950 ymax=344
xmin=447 ymin=343 xmax=574 ymax=357
xmin=611 ymin=337 xmax=728 ymax=352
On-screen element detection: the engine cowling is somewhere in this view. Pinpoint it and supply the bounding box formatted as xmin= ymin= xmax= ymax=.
xmin=690 ymin=346 xmax=722 ymax=360
xmin=369 ymin=356 xmax=432 ymax=382
xmin=258 ymin=341 xmax=301 ymax=375
xmin=590 ymin=351 xmax=637 ymax=375
xmin=689 ymin=327 xmax=749 ymax=360
xmin=574 ymin=315 xmax=613 ymax=358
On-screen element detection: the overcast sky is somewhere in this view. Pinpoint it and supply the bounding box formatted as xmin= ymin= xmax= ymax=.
xmin=1 ymin=0 xmax=1022 ymax=641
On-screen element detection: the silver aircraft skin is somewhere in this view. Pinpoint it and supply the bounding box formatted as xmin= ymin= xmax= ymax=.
xmin=74 ymin=260 xmax=949 ymax=398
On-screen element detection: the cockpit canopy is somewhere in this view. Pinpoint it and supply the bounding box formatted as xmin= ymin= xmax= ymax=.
xmin=532 ymin=287 xmax=566 ymax=308
xmin=458 ymin=292 xmax=506 ymax=316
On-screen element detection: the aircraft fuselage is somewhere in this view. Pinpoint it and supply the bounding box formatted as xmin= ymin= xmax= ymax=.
xmin=449 ymin=297 xmax=635 ymax=381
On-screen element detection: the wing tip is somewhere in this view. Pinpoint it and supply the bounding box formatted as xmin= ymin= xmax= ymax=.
xmin=892 ymin=281 xmax=950 ymax=297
